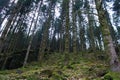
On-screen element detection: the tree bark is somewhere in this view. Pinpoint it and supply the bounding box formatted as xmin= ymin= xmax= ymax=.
xmin=72 ymin=0 xmax=77 ymax=53
xmin=23 ymin=1 xmax=42 ymax=67
xmin=95 ymin=0 xmax=120 ymax=71
xmin=38 ymin=1 xmax=53 ymax=61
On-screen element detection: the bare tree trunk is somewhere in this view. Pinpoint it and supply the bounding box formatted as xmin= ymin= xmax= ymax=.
xmin=23 ymin=1 xmax=43 ymax=67
xmin=0 ymin=2 xmax=23 ymax=54
xmin=1 ymin=15 xmax=22 ymax=70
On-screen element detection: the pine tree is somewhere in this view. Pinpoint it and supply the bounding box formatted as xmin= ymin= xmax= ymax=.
xmin=95 ymin=0 xmax=120 ymax=71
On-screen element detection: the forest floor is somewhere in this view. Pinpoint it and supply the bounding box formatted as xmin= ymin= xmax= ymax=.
xmin=0 ymin=52 xmax=120 ymax=80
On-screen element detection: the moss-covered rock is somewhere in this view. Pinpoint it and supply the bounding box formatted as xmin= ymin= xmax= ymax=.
xmin=103 ymin=71 xmax=120 ymax=80
xmin=39 ymin=69 xmax=53 ymax=79
xmin=104 ymin=75 xmax=113 ymax=80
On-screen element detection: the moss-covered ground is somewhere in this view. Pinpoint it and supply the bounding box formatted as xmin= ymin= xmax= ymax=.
xmin=0 ymin=52 xmax=120 ymax=80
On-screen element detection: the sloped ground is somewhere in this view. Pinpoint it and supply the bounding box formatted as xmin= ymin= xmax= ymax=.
xmin=0 ymin=52 xmax=120 ymax=80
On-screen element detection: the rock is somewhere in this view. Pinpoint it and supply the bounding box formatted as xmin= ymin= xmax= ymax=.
xmin=97 ymin=70 xmax=108 ymax=77
xmin=40 ymin=69 xmax=53 ymax=78
xmin=16 ymin=70 xmax=23 ymax=74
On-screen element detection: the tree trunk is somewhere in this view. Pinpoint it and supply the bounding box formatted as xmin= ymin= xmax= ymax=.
xmin=65 ymin=0 xmax=70 ymax=53
xmin=23 ymin=1 xmax=42 ymax=66
xmin=64 ymin=0 xmax=70 ymax=65
xmin=0 ymin=2 xmax=23 ymax=54
xmin=95 ymin=0 xmax=120 ymax=71
xmin=38 ymin=2 xmax=53 ymax=61
xmin=72 ymin=0 xmax=77 ymax=53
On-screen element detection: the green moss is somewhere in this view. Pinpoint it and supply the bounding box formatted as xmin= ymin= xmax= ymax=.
xmin=104 ymin=72 xmax=120 ymax=80
xmin=51 ymin=71 xmax=67 ymax=80
xmin=0 ymin=75 xmax=10 ymax=80
xmin=104 ymin=75 xmax=113 ymax=80
xmin=0 ymin=52 xmax=119 ymax=80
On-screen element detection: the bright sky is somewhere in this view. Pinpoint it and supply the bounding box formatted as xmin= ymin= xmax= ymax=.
xmin=0 ymin=0 xmax=117 ymax=36
xmin=106 ymin=1 xmax=117 ymax=30
xmin=55 ymin=3 xmax=60 ymax=18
